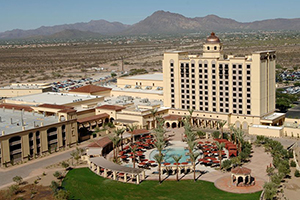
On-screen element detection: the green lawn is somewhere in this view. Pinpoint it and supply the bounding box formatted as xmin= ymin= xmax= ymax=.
xmin=63 ymin=168 xmax=261 ymax=200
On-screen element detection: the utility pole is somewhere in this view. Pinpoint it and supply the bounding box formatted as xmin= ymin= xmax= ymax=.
xmin=121 ymin=56 xmax=124 ymax=72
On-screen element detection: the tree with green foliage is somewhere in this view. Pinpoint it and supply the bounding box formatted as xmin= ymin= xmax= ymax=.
xmin=221 ymin=159 xmax=232 ymax=170
xmin=172 ymin=155 xmax=182 ymax=181
xmin=188 ymin=109 xmax=194 ymax=126
xmin=153 ymin=153 xmax=164 ymax=184
xmin=12 ymin=176 xmax=23 ymax=185
xmin=215 ymin=141 xmax=225 ymax=169
xmin=50 ymin=181 xmax=60 ymax=195
xmin=114 ymin=128 xmax=126 ymax=151
xmin=127 ymin=124 xmax=138 ymax=144
xmin=55 ymin=189 xmax=70 ymax=200
xmin=8 ymin=184 xmax=19 ymax=196
xmin=150 ymin=108 xmax=158 ymax=129
xmin=189 ymin=151 xmax=200 ymax=181
xmin=109 ymin=136 xmax=121 ymax=163
xmin=290 ymin=160 xmax=297 ymax=167
xmin=212 ymin=131 xmax=220 ymax=139
xmin=295 ymin=169 xmax=300 ymax=177
xmin=217 ymin=120 xmax=227 ymax=139
xmin=111 ymin=72 xmax=117 ymax=78
xmin=266 ymin=166 xmax=275 ymax=181
xmin=129 ymin=145 xmax=137 ymax=168
xmin=263 ymin=182 xmax=277 ymax=200
xmin=231 ymin=156 xmax=241 ymax=167
xmin=196 ymin=130 xmax=205 ymax=139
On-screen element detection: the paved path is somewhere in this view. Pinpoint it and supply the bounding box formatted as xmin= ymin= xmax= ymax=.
xmin=0 ymin=140 xmax=92 ymax=189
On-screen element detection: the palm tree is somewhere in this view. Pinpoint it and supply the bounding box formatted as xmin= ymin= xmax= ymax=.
xmin=172 ymin=155 xmax=182 ymax=181
xmin=109 ymin=136 xmax=121 ymax=162
xmin=229 ymin=123 xmax=235 ymax=142
xmin=235 ymin=128 xmax=244 ymax=153
xmin=189 ymin=152 xmax=200 ymax=181
xmin=217 ymin=120 xmax=227 ymax=139
xmin=153 ymin=153 xmax=164 ymax=184
xmin=114 ymin=128 xmax=125 ymax=151
xmin=215 ymin=141 xmax=225 ymax=169
xmin=150 ymin=108 xmax=158 ymax=129
xmin=129 ymin=145 xmax=137 ymax=168
xmin=127 ymin=124 xmax=138 ymax=144
xmin=188 ymin=109 xmax=194 ymax=126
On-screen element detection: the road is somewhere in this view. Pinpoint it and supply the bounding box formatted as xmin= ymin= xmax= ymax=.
xmin=0 ymin=144 xmax=87 ymax=188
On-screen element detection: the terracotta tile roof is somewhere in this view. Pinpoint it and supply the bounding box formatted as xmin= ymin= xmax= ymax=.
xmin=0 ymin=103 xmax=34 ymax=112
xmin=87 ymin=137 xmax=112 ymax=148
xmin=38 ymin=104 xmax=74 ymax=110
xmin=231 ymin=167 xmax=251 ymax=175
xmin=77 ymin=113 xmax=109 ymax=123
xmin=58 ymin=108 xmax=77 ymax=113
xmin=69 ymin=84 xmax=111 ymax=94
xmin=163 ymin=114 xmax=182 ymax=121
xmin=96 ymin=105 xmax=125 ymax=111
xmin=128 ymin=129 xmax=150 ymax=135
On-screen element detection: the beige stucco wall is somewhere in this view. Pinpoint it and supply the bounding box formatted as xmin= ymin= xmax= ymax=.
xmin=111 ymin=90 xmax=163 ymax=101
xmin=117 ymin=76 xmax=163 ymax=89
xmin=0 ymin=119 xmax=78 ymax=166
xmin=249 ymin=126 xmax=283 ymax=138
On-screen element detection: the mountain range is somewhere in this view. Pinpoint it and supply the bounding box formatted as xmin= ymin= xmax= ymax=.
xmin=1 ymin=10 xmax=300 ymax=39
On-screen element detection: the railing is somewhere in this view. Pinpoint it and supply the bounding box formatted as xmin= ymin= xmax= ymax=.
xmin=10 ymin=149 xmax=22 ymax=155
xmin=48 ymin=131 xmax=57 ymax=136
xmin=9 ymin=140 xmax=21 ymax=146
xmin=48 ymin=139 xmax=58 ymax=144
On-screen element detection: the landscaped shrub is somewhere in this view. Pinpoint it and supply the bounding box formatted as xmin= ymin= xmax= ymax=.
xmin=291 ymin=160 xmax=296 ymax=167
xmin=295 ymin=170 xmax=300 ymax=177
xmin=212 ymin=131 xmax=220 ymax=139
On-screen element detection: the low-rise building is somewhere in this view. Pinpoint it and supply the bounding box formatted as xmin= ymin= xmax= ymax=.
xmin=0 ymin=83 xmax=52 ymax=98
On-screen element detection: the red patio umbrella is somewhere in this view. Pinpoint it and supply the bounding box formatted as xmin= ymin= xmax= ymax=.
xmin=213 ymin=160 xmax=220 ymax=163
xmin=198 ymin=141 xmax=203 ymax=144
xmin=148 ymin=160 xmax=155 ymax=164
xmin=181 ymin=162 xmax=189 ymax=165
xmin=164 ymin=163 xmax=171 ymax=166
xmin=173 ymin=162 xmax=180 ymax=165
xmin=146 ymin=135 xmax=152 ymax=138
xmin=205 ymin=141 xmax=210 ymax=144
xmin=120 ymin=155 xmax=127 ymax=159
xmin=141 ymin=159 xmax=148 ymax=162
xmin=136 ymin=153 xmax=143 ymax=157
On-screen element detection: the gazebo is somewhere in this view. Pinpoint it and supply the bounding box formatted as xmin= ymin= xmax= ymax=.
xmin=231 ymin=166 xmax=255 ymax=187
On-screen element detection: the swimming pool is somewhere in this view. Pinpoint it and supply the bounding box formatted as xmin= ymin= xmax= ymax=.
xmin=149 ymin=147 xmax=191 ymax=164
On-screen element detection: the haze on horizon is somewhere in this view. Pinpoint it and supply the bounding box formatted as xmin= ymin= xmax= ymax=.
xmin=1 ymin=0 xmax=299 ymax=33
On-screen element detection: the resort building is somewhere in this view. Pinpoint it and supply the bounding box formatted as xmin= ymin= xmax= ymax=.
xmin=0 ymin=82 xmax=52 ymax=98
xmin=0 ymin=105 xmax=78 ymax=167
xmin=162 ymin=32 xmax=282 ymax=131
xmin=69 ymin=85 xmax=112 ymax=97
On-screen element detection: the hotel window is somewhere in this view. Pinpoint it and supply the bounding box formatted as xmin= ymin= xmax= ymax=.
xmin=205 ymin=91 xmax=208 ymax=95
xmin=171 ymin=78 xmax=174 ymax=82
xmin=226 ymin=109 xmax=229 ymax=113
xmin=181 ymin=90 xmax=184 ymax=93
xmin=239 ymin=65 xmax=242 ymax=69
xmin=192 ymin=85 xmax=195 ymax=89
xmin=247 ymin=94 xmax=251 ymax=97
xmin=247 ymin=105 xmax=251 ymax=109
xmin=199 ymin=75 xmax=203 ymax=78
xmin=192 ymin=74 xmax=195 ymax=78
xmin=239 ymin=111 xmax=243 ymax=114
xmin=192 ymin=69 xmax=195 ymax=73
xmin=239 ymin=105 xmax=242 ymax=108
xmin=205 ymin=69 xmax=208 ymax=73
xmin=239 ymin=99 xmax=242 ymax=103
xmin=170 ymin=63 xmax=174 ymax=67
xmin=213 ymin=97 xmax=216 ymax=101
xmin=192 ymin=91 xmax=195 ymax=94
xmin=239 ymin=71 xmax=242 ymax=75
xmin=205 ymin=97 xmax=208 ymax=100
xmin=233 ymin=99 xmax=236 ymax=102
xmin=205 ymin=80 xmax=208 ymax=84
xmin=247 ymin=111 xmax=251 ymax=115
xmin=204 ymin=64 xmax=208 ymax=68
xmin=205 ymin=102 xmax=208 ymax=106
xmin=181 ymin=63 xmax=184 ymax=67
xmin=239 ymin=88 xmax=242 ymax=91
xmin=171 ymin=74 xmax=174 ymax=77
xmin=171 ymin=94 xmax=174 ymax=98
xmin=187 ymin=100 xmax=190 ymax=104
xmin=239 ymin=94 xmax=242 ymax=97
xmin=171 ymin=99 xmax=175 ymax=103
xmin=247 ymin=77 xmax=250 ymax=80
xmin=247 ymin=82 xmax=250 ymax=86
xmin=182 ymin=105 xmax=185 ymax=109
xmin=212 ymin=70 xmax=215 ymax=73
xmin=212 ymin=75 xmax=216 ymax=79
xmin=186 ymin=90 xmax=190 ymax=93
xmin=171 ymin=89 xmax=174 ymax=92
xmin=212 ymin=64 xmax=215 ymax=68
xmin=181 ymin=84 xmax=184 ymax=88
xmin=220 ymin=108 xmax=223 ymax=112
xmin=171 ymin=84 xmax=174 ymax=87
xmin=247 ymin=65 xmax=251 ymax=69
xmin=171 ymin=68 xmax=174 ymax=72
xmin=181 ymin=95 xmax=184 ymax=98
xmin=213 ymin=108 xmax=216 ymax=112
xmin=212 ymin=81 xmax=216 ymax=84
xmin=247 ymin=71 xmax=250 ymax=75
xmin=199 ymin=69 xmax=202 ymax=73
xmin=247 ymin=88 xmax=250 ymax=92
xmin=187 ymin=95 xmax=190 ymax=98
xmin=199 ymin=64 xmax=202 ymax=68
xmin=226 ymin=98 xmax=229 ymax=101
xmin=191 ymin=63 xmax=195 ymax=67
xmin=247 ymin=99 xmax=251 ymax=103
xmin=205 ymin=86 xmax=208 ymax=89
xmin=204 ymin=75 xmax=208 ymax=79
xmin=186 ymin=79 xmax=189 ymax=83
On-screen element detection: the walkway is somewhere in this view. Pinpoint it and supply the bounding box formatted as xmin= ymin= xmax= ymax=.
xmin=0 ymin=140 xmax=91 ymax=189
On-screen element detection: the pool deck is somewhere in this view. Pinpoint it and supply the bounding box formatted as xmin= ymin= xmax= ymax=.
xmin=104 ymin=127 xmax=271 ymax=194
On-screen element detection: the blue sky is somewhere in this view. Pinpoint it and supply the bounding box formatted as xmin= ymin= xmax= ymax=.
xmin=0 ymin=0 xmax=299 ymax=32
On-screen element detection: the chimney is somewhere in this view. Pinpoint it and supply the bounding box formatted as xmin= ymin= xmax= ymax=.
xmin=22 ymin=126 xmax=25 ymax=131
xmin=0 ymin=116 xmax=1 ymax=122
xmin=10 ymin=118 xmax=13 ymax=124
xmin=12 ymin=107 xmax=15 ymax=112
xmin=1 ymin=131 xmax=4 ymax=136
xmin=41 ymin=122 xmax=44 ymax=126
xmin=33 ymin=121 xmax=36 ymax=127
xmin=2 ymin=106 xmax=5 ymax=112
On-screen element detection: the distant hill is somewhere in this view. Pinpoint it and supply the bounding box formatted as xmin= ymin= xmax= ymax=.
xmin=0 ymin=20 xmax=129 ymax=39
xmin=30 ymin=29 xmax=103 ymax=39
xmin=1 ymin=10 xmax=300 ymax=39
